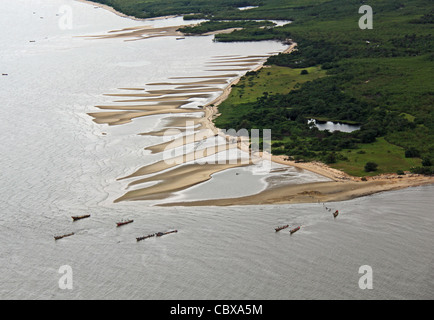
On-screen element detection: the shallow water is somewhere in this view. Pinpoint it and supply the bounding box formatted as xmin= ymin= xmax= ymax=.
xmin=308 ymin=119 xmax=361 ymax=133
xmin=0 ymin=0 xmax=433 ymax=300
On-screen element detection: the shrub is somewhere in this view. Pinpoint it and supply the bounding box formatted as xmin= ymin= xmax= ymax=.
xmin=422 ymin=158 xmax=432 ymax=167
xmin=411 ymin=166 xmax=434 ymax=175
xmin=300 ymin=70 xmax=309 ymax=75
xmin=405 ymin=147 xmax=420 ymax=158
xmin=364 ymin=162 xmax=378 ymax=172
xmin=396 ymin=170 xmax=405 ymax=175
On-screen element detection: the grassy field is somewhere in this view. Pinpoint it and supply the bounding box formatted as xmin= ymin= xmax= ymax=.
xmin=225 ymin=65 xmax=324 ymax=104
xmin=215 ymin=65 xmax=326 ymax=129
xmin=331 ymin=138 xmax=422 ymax=176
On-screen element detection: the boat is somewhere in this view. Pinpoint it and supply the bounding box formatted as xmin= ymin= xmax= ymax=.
xmin=136 ymin=234 xmax=155 ymax=242
xmin=156 ymin=230 xmax=178 ymax=237
xmin=54 ymin=233 xmax=74 ymax=241
xmin=2 ymin=74 xmax=8 ymax=76
xmin=72 ymin=214 xmax=90 ymax=221
xmin=116 ymin=219 xmax=134 ymax=227
xmin=275 ymin=225 xmax=289 ymax=232
xmin=176 ymin=37 xmax=185 ymax=40
xmin=290 ymin=226 xmax=301 ymax=235
xmin=333 ymin=210 xmax=339 ymax=218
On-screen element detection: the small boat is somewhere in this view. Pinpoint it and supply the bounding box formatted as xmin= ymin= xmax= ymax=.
xmin=333 ymin=210 xmax=339 ymax=218
xmin=2 ymin=74 xmax=8 ymax=76
xmin=136 ymin=234 xmax=155 ymax=242
xmin=275 ymin=225 xmax=289 ymax=232
xmin=54 ymin=233 xmax=74 ymax=241
xmin=72 ymin=214 xmax=90 ymax=221
xmin=176 ymin=37 xmax=185 ymax=40
xmin=156 ymin=230 xmax=178 ymax=237
xmin=290 ymin=226 xmax=301 ymax=235
xmin=29 ymin=40 xmax=36 ymax=43
xmin=116 ymin=219 xmax=134 ymax=227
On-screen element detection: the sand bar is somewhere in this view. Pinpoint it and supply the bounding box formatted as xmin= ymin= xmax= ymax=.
xmin=158 ymin=176 xmax=434 ymax=206
xmin=115 ymin=162 xmax=249 ymax=202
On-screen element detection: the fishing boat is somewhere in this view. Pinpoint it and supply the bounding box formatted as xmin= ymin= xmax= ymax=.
xmin=333 ymin=210 xmax=339 ymax=218
xmin=72 ymin=214 xmax=90 ymax=221
xmin=156 ymin=230 xmax=178 ymax=237
xmin=136 ymin=234 xmax=155 ymax=242
xmin=54 ymin=233 xmax=74 ymax=241
xmin=116 ymin=219 xmax=134 ymax=227
xmin=275 ymin=225 xmax=289 ymax=232
xmin=290 ymin=226 xmax=301 ymax=235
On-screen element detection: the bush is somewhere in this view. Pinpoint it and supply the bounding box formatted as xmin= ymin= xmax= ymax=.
xmin=410 ymin=166 xmax=434 ymax=175
xmin=364 ymin=162 xmax=378 ymax=172
xmin=324 ymin=152 xmax=337 ymax=164
xmin=405 ymin=147 xmax=421 ymax=158
xmin=422 ymin=158 xmax=432 ymax=166
xmin=300 ymin=70 xmax=309 ymax=75
xmin=396 ymin=170 xmax=405 ymax=175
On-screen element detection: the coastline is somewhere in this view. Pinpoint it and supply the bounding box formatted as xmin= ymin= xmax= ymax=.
xmin=159 ymin=175 xmax=434 ymax=207
xmin=75 ymin=0 xmax=179 ymax=21
xmin=80 ymin=0 xmax=434 ymax=205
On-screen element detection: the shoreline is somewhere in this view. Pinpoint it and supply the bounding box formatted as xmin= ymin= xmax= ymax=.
xmin=76 ymin=0 xmax=179 ymax=21
xmin=159 ymin=176 xmax=434 ymax=207
xmin=80 ymin=1 xmax=434 ymax=205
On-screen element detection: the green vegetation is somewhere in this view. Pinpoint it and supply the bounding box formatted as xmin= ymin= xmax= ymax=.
xmin=92 ymin=0 xmax=434 ymax=177
xmin=330 ymin=138 xmax=421 ymax=176
xmin=178 ymin=20 xmax=275 ymax=34
xmin=364 ymin=162 xmax=378 ymax=173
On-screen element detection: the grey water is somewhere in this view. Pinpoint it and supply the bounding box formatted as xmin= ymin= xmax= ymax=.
xmin=0 ymin=0 xmax=433 ymax=300
xmin=308 ymin=119 xmax=361 ymax=133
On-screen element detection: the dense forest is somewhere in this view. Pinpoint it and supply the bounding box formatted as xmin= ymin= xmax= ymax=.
xmin=92 ymin=0 xmax=434 ymax=176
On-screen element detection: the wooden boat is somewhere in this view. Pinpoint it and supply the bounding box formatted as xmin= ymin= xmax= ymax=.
xmin=54 ymin=233 xmax=74 ymax=241
xmin=275 ymin=225 xmax=289 ymax=232
xmin=156 ymin=230 xmax=178 ymax=237
xmin=116 ymin=219 xmax=134 ymax=227
xmin=72 ymin=214 xmax=90 ymax=221
xmin=290 ymin=226 xmax=301 ymax=235
xmin=333 ymin=210 xmax=339 ymax=218
xmin=136 ymin=234 xmax=155 ymax=242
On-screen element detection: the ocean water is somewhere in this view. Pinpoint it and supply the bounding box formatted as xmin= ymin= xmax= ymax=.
xmin=0 ymin=0 xmax=433 ymax=300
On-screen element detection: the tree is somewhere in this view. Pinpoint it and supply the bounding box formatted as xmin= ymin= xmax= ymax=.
xmin=324 ymin=152 xmax=337 ymax=164
xmin=405 ymin=147 xmax=420 ymax=158
xmin=364 ymin=162 xmax=378 ymax=172
xmin=300 ymin=69 xmax=309 ymax=75
xmin=422 ymin=158 xmax=432 ymax=167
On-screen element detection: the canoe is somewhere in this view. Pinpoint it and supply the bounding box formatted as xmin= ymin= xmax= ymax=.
xmin=54 ymin=233 xmax=74 ymax=241
xmin=117 ymin=220 xmax=134 ymax=227
xmin=275 ymin=225 xmax=289 ymax=232
xmin=72 ymin=215 xmax=90 ymax=221
xmin=290 ymin=226 xmax=301 ymax=235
